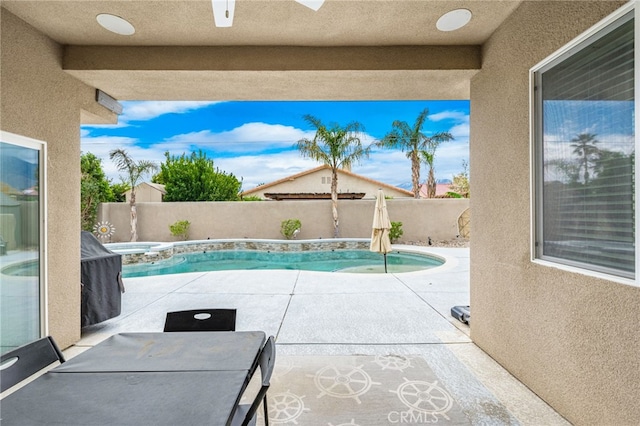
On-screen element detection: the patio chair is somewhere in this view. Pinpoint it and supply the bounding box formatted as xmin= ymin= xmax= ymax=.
xmin=0 ymin=336 xmax=66 ymax=393
xmin=163 ymin=308 xmax=237 ymax=332
xmin=232 ymin=335 xmax=276 ymax=426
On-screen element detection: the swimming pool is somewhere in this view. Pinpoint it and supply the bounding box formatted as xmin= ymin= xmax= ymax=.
xmin=122 ymin=249 xmax=444 ymax=277
xmin=1 ymin=260 xmax=39 ymax=277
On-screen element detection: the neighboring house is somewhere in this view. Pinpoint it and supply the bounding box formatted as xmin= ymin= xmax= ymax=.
xmin=241 ymin=165 xmax=413 ymax=200
xmin=124 ymin=182 xmax=166 ymax=203
xmin=418 ymin=182 xmax=454 ymax=198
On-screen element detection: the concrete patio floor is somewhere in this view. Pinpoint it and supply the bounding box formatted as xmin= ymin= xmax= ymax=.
xmin=70 ymin=246 xmax=569 ymax=425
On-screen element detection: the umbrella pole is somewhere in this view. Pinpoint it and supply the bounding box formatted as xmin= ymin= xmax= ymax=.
xmin=384 ymin=253 xmax=387 ymax=273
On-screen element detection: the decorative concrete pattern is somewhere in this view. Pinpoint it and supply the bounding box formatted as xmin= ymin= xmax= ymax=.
xmin=255 ymin=355 xmax=472 ymax=425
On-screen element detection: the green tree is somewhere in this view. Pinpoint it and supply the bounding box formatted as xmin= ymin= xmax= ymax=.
xmin=297 ymin=115 xmax=370 ymax=237
xmin=80 ymin=152 xmax=114 ymax=231
xmin=571 ymin=133 xmax=599 ymax=184
xmin=109 ymin=149 xmax=158 ymax=242
xmin=155 ymin=150 xmax=241 ymax=202
xmin=109 ymin=182 xmax=130 ymax=202
xmin=449 ymin=160 xmax=470 ymax=198
xmin=547 ymin=158 xmax=581 ymax=185
xmin=377 ymin=108 xmax=453 ymax=198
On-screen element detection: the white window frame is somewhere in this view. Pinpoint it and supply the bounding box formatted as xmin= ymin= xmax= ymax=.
xmin=529 ymin=2 xmax=639 ymax=287
xmin=0 ymin=131 xmax=49 ymax=334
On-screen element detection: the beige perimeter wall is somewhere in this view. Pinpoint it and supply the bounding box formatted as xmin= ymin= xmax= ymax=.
xmin=470 ymin=2 xmax=639 ymax=424
xmin=1 ymin=10 xmax=115 ymax=349
xmin=99 ymin=199 xmax=469 ymax=243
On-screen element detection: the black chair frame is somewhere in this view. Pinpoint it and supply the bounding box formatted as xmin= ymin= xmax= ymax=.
xmin=233 ymin=335 xmax=276 ymax=426
xmin=163 ymin=308 xmax=237 ymax=332
xmin=0 ymin=336 xmax=65 ymax=393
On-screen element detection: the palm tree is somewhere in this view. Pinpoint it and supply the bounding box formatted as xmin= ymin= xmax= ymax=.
xmin=297 ymin=115 xmax=369 ymax=237
xmin=570 ymin=133 xmax=599 ymax=184
xmin=109 ymin=149 xmax=158 ymax=242
xmin=377 ymin=109 xmax=453 ymax=198
xmin=420 ymin=150 xmax=437 ymax=198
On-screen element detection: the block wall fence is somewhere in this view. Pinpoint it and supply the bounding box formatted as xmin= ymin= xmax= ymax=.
xmin=98 ymin=198 xmax=470 ymax=243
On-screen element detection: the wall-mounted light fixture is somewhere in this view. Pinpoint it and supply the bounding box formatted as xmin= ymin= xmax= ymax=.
xmin=95 ymin=89 xmax=123 ymax=115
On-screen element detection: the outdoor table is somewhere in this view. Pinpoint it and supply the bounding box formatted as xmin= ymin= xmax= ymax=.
xmin=54 ymin=331 xmax=266 ymax=372
xmin=0 ymin=331 xmax=266 ymax=426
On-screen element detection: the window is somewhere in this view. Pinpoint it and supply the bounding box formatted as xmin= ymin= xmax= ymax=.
xmin=532 ymin=10 xmax=635 ymax=280
xmin=0 ymin=132 xmax=47 ymax=354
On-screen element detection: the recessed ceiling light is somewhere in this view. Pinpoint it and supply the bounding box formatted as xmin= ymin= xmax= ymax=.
xmin=96 ymin=13 xmax=135 ymax=36
xmin=436 ymin=9 xmax=472 ymax=32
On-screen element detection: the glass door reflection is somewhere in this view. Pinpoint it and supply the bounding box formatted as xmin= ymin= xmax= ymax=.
xmin=0 ymin=134 xmax=45 ymax=354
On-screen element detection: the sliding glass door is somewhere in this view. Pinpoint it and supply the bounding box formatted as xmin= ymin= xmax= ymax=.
xmin=0 ymin=131 xmax=46 ymax=354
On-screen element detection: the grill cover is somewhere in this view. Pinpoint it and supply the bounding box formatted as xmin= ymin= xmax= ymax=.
xmin=80 ymin=231 xmax=124 ymax=327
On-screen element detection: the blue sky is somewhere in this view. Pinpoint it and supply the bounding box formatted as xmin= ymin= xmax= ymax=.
xmin=81 ymin=100 xmax=469 ymax=191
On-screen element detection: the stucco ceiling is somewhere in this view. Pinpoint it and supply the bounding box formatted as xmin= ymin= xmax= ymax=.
xmin=2 ymin=0 xmax=523 ymax=102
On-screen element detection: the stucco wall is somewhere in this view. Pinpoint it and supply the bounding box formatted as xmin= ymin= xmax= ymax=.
xmin=98 ymin=199 xmax=469 ymax=243
xmin=470 ymin=1 xmax=639 ymax=424
xmin=1 ymin=10 xmax=114 ymax=349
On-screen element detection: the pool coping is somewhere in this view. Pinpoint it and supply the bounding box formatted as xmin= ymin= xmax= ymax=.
xmin=106 ymin=239 xmax=453 ymax=274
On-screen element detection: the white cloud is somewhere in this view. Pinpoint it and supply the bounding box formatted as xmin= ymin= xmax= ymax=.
xmin=164 ymin=122 xmax=316 ymax=153
xmin=164 ymin=123 xmax=379 ymax=155
xmin=123 ymin=101 xmax=222 ymax=121
xmin=214 ymin=133 xmax=383 ymax=189
xmin=433 ymin=141 xmax=470 ymax=179
xmin=429 ymin=110 xmax=469 ymax=123
xmin=425 ymin=110 xmax=470 ymax=142
xmin=353 ymin=150 xmax=411 ymax=187
xmin=541 ymin=132 xmax=634 ymax=163
xmin=172 ymin=124 xmax=306 ymax=146
xmin=82 ymin=101 xmax=222 ymax=129
xmin=81 ymin=117 xmax=465 ymax=192
xmin=221 ymin=149 xmax=414 ymax=191
xmin=449 ymin=123 xmax=469 ymax=139
xmin=215 ymin=152 xmax=319 ymax=190
xmin=81 ymin=135 xmax=163 ymax=183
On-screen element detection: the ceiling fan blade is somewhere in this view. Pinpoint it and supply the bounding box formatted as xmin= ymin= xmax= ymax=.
xmin=295 ymin=0 xmax=325 ymax=12
xmin=211 ymin=0 xmax=235 ymax=27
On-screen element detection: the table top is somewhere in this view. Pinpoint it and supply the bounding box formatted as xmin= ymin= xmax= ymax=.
xmin=54 ymin=331 xmax=266 ymax=373
xmin=0 ymin=371 xmax=248 ymax=426
xmin=1 ymin=331 xmax=268 ymax=426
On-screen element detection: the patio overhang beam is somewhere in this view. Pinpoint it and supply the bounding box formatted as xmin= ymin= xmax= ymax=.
xmin=63 ymin=45 xmax=480 ymax=101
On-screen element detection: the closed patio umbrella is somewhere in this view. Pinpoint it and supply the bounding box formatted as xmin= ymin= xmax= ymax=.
xmin=370 ymin=189 xmax=392 ymax=272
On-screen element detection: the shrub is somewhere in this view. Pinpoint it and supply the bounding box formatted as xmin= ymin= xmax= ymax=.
xmin=281 ymin=219 xmax=302 ymax=240
xmin=389 ymin=221 xmax=403 ymax=243
xmin=169 ymin=220 xmax=191 ymax=240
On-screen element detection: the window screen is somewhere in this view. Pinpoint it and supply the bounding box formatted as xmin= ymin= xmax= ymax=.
xmin=535 ymin=13 xmax=635 ymax=278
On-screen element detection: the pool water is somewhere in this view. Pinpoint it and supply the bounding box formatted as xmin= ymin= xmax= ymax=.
xmin=122 ymin=250 xmax=444 ymax=277
xmin=1 ymin=260 xmax=39 ymax=277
